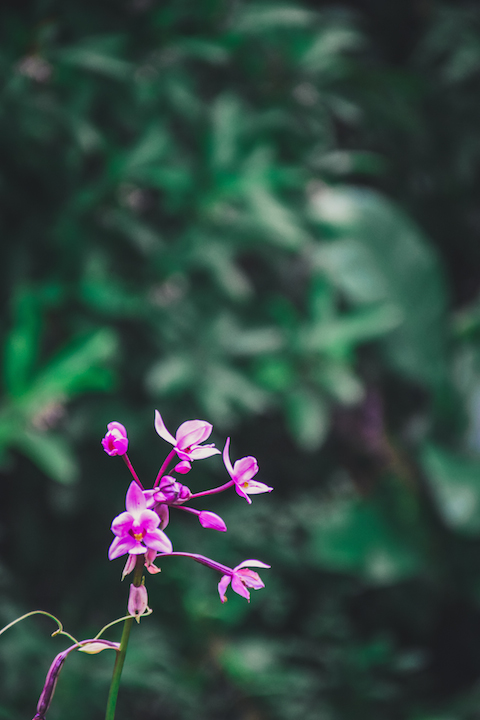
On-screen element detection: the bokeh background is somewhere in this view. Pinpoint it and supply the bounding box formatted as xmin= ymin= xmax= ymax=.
xmin=2 ymin=0 xmax=480 ymax=717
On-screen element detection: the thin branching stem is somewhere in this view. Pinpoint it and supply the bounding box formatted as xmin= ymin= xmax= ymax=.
xmin=104 ymin=556 xmax=144 ymax=720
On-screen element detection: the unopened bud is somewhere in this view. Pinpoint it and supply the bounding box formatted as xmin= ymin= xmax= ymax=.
xmin=128 ymin=584 xmax=149 ymax=623
xmin=198 ymin=511 xmax=227 ymax=532
xmin=174 ymin=460 xmax=191 ymax=474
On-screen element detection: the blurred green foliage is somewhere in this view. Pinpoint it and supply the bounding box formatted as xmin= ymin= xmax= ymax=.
xmin=2 ymin=1 xmax=480 ymax=719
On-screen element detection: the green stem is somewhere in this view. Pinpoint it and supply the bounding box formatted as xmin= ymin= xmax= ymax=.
xmin=104 ymin=556 xmax=144 ymax=720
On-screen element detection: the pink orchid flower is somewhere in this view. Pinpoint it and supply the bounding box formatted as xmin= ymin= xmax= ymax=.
xmin=154 ymin=410 xmax=220 ymax=461
xmin=101 ymin=421 xmax=128 ymax=456
xmin=108 ymin=481 xmax=173 ymax=560
xmin=218 ymin=560 xmax=271 ymax=603
xmin=223 ymin=438 xmax=273 ymax=503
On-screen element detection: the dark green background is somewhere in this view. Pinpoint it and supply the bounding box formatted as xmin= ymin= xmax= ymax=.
xmin=2 ymin=1 xmax=480 ymax=718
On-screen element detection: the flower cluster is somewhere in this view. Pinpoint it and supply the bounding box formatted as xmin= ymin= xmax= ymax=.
xmin=103 ymin=411 xmax=271 ymax=606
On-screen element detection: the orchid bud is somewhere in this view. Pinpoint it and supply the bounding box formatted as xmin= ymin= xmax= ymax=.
xmin=174 ymin=460 xmax=191 ymax=474
xmin=198 ymin=511 xmax=227 ymax=532
xmin=128 ymin=584 xmax=149 ymax=623
xmin=102 ymin=421 xmax=128 ymax=456
xmin=154 ymin=476 xmax=191 ymax=503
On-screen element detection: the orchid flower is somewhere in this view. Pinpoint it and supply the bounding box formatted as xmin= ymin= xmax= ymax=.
xmin=108 ymin=482 xmax=173 ymax=560
xmin=160 ymin=552 xmax=270 ymax=603
xmin=154 ymin=410 xmax=220 ymax=461
xmin=218 ymin=560 xmax=271 ymax=603
xmin=223 ymin=438 xmax=273 ymax=503
xmin=102 ymin=421 xmax=128 ymax=456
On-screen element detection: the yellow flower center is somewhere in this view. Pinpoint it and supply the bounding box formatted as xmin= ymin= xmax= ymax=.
xmin=133 ymin=532 xmax=144 ymax=541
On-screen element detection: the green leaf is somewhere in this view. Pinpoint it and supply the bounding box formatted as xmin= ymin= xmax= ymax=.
xmin=298 ymin=303 xmax=403 ymax=354
xmin=122 ymin=124 xmax=169 ymax=176
xmin=209 ymin=95 xmax=243 ymax=172
xmin=312 ymin=187 xmax=448 ymax=387
xmin=311 ymin=493 xmax=423 ymax=583
xmin=200 ymin=363 xmax=270 ymax=425
xmin=313 ymin=358 xmax=364 ymax=404
xmin=285 ymin=388 xmax=329 ymax=450
xmin=57 ymin=36 xmax=133 ymax=80
xmin=3 ymin=288 xmax=42 ymax=398
xmin=146 ymin=355 xmax=195 ymax=395
xmin=22 ymin=329 xmax=117 ymax=414
xmin=14 ymin=430 xmax=78 ymax=484
xmin=233 ymin=4 xmax=315 ymax=33
xmin=301 ymin=27 xmax=364 ymax=73
xmin=421 ymin=443 xmax=480 ymax=534
xmin=246 ymin=186 xmax=309 ymax=249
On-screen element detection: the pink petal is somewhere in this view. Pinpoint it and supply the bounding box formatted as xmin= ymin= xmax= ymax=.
xmin=129 ymin=542 xmax=148 ymax=555
xmin=108 ymin=535 xmax=136 ymax=560
xmin=235 ymin=483 xmax=252 ymax=504
xmin=233 ymin=456 xmax=259 ymax=483
xmin=154 ymin=410 xmax=176 ymax=445
xmin=125 ymin=481 xmax=146 ymax=515
xmin=231 ymin=574 xmax=251 ymax=601
xmin=138 ymin=509 xmax=161 ymax=531
xmin=144 ymin=528 xmax=173 ymax=553
xmin=223 ymin=438 xmax=234 ymax=477
xmin=218 ymin=574 xmax=231 ymax=603
xmin=184 ymin=445 xmax=221 ymax=460
xmin=234 ymin=559 xmax=271 ymax=571
xmin=122 ymin=554 xmax=137 ymax=579
xmin=113 ymin=435 xmax=128 ymax=455
xmin=102 ymin=432 xmax=128 ymax=456
xmin=243 ymin=480 xmax=273 ymax=495
xmin=107 ymin=421 xmax=127 ymax=437
xmin=198 ymin=511 xmax=227 ymax=532
xmin=156 ymin=503 xmax=169 ymax=530
xmin=145 ymin=563 xmax=161 ymax=575
xmin=237 ymin=569 xmax=265 ymax=590
xmin=176 ymin=420 xmax=212 ymax=449
xmin=111 ymin=511 xmax=134 ymax=536
xmin=143 ymin=490 xmax=156 ymax=508
xmin=145 ymin=548 xmax=157 ymax=565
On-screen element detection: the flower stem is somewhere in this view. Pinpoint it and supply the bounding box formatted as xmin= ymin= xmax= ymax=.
xmin=189 ymin=479 xmax=235 ymax=499
xmin=154 ymin=448 xmax=177 ymax=487
xmin=122 ymin=454 xmax=144 ymax=489
xmin=104 ymin=556 xmax=143 ymax=720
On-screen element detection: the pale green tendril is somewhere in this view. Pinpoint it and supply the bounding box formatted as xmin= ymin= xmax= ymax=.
xmin=94 ymin=608 xmax=153 ymax=641
xmin=0 ymin=610 xmax=78 ymax=645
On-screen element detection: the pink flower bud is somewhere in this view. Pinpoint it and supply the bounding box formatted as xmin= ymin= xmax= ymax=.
xmin=102 ymin=421 xmax=128 ymax=456
xmin=154 ymin=476 xmax=191 ymax=504
xmin=198 ymin=511 xmax=227 ymax=532
xmin=174 ymin=460 xmax=192 ymax=474
xmin=128 ymin=583 xmax=149 ymax=622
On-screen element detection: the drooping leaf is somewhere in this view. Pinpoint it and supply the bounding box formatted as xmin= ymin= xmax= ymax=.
xmin=312 ymin=187 xmax=448 ymax=387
